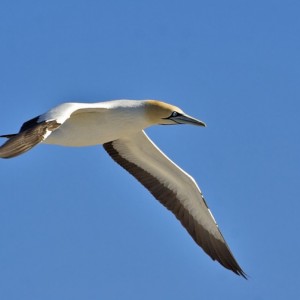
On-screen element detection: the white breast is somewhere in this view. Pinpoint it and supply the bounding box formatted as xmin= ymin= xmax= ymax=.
xmin=43 ymin=104 xmax=150 ymax=146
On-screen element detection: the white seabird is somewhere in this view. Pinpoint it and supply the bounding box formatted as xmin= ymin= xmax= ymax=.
xmin=0 ymin=99 xmax=246 ymax=278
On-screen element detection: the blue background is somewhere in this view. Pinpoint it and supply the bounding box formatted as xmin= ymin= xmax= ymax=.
xmin=0 ymin=0 xmax=299 ymax=299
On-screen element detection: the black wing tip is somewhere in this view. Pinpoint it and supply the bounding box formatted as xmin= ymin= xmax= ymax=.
xmin=217 ymin=257 xmax=247 ymax=279
xmin=224 ymin=253 xmax=248 ymax=279
xmin=233 ymin=268 xmax=248 ymax=279
xmin=210 ymin=254 xmax=247 ymax=279
xmin=215 ymin=252 xmax=248 ymax=279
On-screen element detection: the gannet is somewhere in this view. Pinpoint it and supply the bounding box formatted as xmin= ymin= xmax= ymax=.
xmin=0 ymin=99 xmax=246 ymax=278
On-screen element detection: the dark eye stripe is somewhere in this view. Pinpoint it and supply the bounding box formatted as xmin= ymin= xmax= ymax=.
xmin=162 ymin=111 xmax=182 ymax=120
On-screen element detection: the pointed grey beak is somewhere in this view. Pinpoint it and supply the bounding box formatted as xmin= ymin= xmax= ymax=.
xmin=170 ymin=114 xmax=206 ymax=127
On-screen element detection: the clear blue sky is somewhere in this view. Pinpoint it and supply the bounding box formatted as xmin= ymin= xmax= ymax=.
xmin=0 ymin=0 xmax=299 ymax=299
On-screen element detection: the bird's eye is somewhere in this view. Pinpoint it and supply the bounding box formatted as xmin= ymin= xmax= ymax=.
xmin=162 ymin=111 xmax=182 ymax=121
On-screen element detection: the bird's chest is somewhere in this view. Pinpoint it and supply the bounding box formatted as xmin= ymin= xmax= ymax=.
xmin=44 ymin=112 xmax=143 ymax=146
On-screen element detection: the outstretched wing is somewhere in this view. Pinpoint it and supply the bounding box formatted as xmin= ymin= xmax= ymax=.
xmin=0 ymin=117 xmax=61 ymax=158
xmin=103 ymin=130 xmax=246 ymax=277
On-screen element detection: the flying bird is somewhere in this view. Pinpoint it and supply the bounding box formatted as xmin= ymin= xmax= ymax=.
xmin=0 ymin=100 xmax=246 ymax=278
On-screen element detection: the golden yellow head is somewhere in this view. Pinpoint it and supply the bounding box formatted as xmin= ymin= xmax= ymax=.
xmin=144 ymin=100 xmax=206 ymax=127
xmin=144 ymin=100 xmax=183 ymax=124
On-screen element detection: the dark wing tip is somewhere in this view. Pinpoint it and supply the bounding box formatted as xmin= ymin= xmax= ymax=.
xmin=178 ymin=205 xmax=247 ymax=279
xmin=202 ymin=227 xmax=247 ymax=279
xmin=231 ymin=266 xmax=248 ymax=279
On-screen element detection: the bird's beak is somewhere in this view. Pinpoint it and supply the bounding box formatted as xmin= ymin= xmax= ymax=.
xmin=171 ymin=114 xmax=206 ymax=127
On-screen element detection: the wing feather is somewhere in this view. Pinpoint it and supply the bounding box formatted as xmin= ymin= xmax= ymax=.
xmin=0 ymin=120 xmax=60 ymax=158
xmin=103 ymin=130 xmax=246 ymax=278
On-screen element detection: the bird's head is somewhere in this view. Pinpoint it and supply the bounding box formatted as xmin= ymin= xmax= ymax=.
xmin=144 ymin=100 xmax=206 ymax=127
